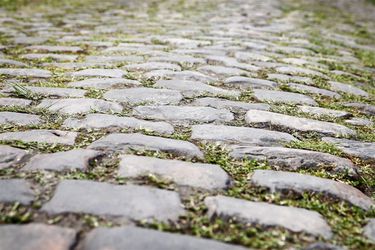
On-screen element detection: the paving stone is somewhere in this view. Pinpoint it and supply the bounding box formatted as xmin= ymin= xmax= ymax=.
xmin=125 ymin=62 xmax=181 ymax=72
xmin=89 ymin=133 xmax=203 ymax=159
xmin=68 ymin=77 xmax=141 ymax=89
xmin=252 ymin=89 xmax=318 ymax=106
xmin=229 ymin=146 xmax=357 ymax=175
xmin=276 ymin=66 xmax=326 ymax=78
xmin=26 ymin=45 xmax=83 ymax=53
xmin=287 ymin=83 xmax=341 ymax=99
xmin=267 ymin=73 xmax=314 ymax=85
xmin=322 ymin=137 xmax=375 ymax=162
xmin=329 ymin=81 xmax=369 ymax=97
xmin=0 ymin=179 xmax=35 ymax=205
xmin=23 ymin=149 xmax=103 ymax=172
xmin=298 ymin=106 xmax=351 ymax=118
xmin=191 ymin=124 xmax=297 ymax=146
xmin=0 ymin=97 xmax=32 ymax=107
xmin=37 ymin=98 xmax=123 ymax=115
xmin=198 ymin=65 xmax=247 ymax=77
xmin=150 ymin=54 xmax=205 ymax=65
xmin=224 ymin=76 xmax=278 ymax=89
xmin=304 ymin=242 xmax=347 ymax=250
xmin=250 ymin=170 xmax=374 ymax=210
xmin=0 ymin=58 xmax=27 ymax=67
xmin=133 ymin=105 xmax=234 ymax=123
xmin=0 ymin=130 xmax=77 ymax=145
xmin=0 ymin=145 xmax=28 ymax=169
xmin=22 ymin=53 xmax=78 ymax=62
xmin=192 ymin=97 xmax=270 ymax=112
xmin=155 ymin=79 xmax=240 ymax=98
xmin=85 ymin=55 xmax=144 ymax=63
xmin=204 ymin=195 xmax=332 ymax=239
xmin=235 ymin=51 xmax=273 ymax=62
xmin=345 ymin=117 xmax=374 ymax=126
xmin=63 ymin=114 xmax=174 ymax=134
xmin=42 ymin=180 xmax=185 ymax=221
xmin=104 ymin=87 xmax=183 ymax=105
xmin=344 ymin=102 xmax=375 ymax=115
xmin=0 ymin=68 xmax=52 ymax=78
xmin=245 ymin=110 xmax=355 ymax=137
xmin=364 ymin=219 xmax=375 ymax=243
xmin=0 ymin=224 xmax=77 ymax=250
xmin=71 ymin=69 xmax=126 ymax=78
xmin=7 ymin=86 xmax=86 ymax=98
xmin=119 ymin=155 xmax=231 ymax=189
xmin=0 ymin=112 xmax=41 ymax=126
xmin=82 ymin=226 xmax=248 ymax=250
xmin=14 ymin=36 xmax=49 ymax=44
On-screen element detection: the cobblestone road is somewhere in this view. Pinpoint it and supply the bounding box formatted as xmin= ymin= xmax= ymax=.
xmin=0 ymin=0 xmax=374 ymax=249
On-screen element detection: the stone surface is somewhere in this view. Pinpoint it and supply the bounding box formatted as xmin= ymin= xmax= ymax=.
xmin=344 ymin=102 xmax=375 ymax=115
xmin=364 ymin=219 xmax=375 ymax=243
xmin=82 ymin=226 xmax=248 ymax=250
xmin=251 ymin=170 xmax=374 ymax=210
xmin=192 ymin=97 xmax=270 ymax=112
xmin=0 ymin=130 xmax=77 ymax=145
xmin=19 ymin=86 xmax=86 ymax=98
xmin=0 ymin=224 xmax=77 ymax=250
xmin=119 ymin=155 xmax=231 ymax=189
xmin=0 ymin=68 xmax=52 ymax=78
xmin=133 ymin=105 xmax=234 ymax=123
xmin=329 ymin=81 xmax=369 ymax=97
xmin=245 ymin=110 xmax=355 ymax=137
xmin=23 ymin=149 xmax=103 ymax=171
xmin=71 ymin=69 xmax=126 ymax=78
xmin=191 ymin=124 xmax=297 ymax=146
xmin=42 ymin=180 xmax=184 ymax=221
xmin=63 ymin=114 xmax=174 ymax=134
xmin=224 ymin=76 xmax=278 ymax=89
xmin=229 ymin=146 xmax=357 ymax=175
xmin=287 ymin=83 xmax=341 ymax=99
xmin=37 ymin=98 xmax=123 ymax=115
xmin=0 ymin=112 xmax=41 ymax=126
xmin=104 ymin=87 xmax=182 ymax=105
xmin=252 ymin=89 xmax=318 ymax=106
xmin=26 ymin=45 xmax=83 ymax=53
xmin=304 ymin=242 xmax=346 ymax=250
xmin=0 ymin=179 xmax=35 ymax=205
xmin=322 ymin=137 xmax=375 ymax=162
xmin=345 ymin=117 xmax=374 ymax=126
xmin=68 ymin=77 xmax=141 ymax=89
xmin=0 ymin=145 xmax=28 ymax=169
xmin=298 ymin=106 xmax=351 ymax=118
xmin=0 ymin=98 xmax=32 ymax=107
xmin=204 ymin=195 xmax=332 ymax=239
xmin=22 ymin=53 xmax=78 ymax=62
xmin=89 ymin=133 xmax=203 ymax=159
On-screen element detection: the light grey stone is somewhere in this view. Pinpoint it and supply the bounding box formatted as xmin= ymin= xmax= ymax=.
xmin=204 ymin=195 xmax=332 ymax=239
xmin=0 ymin=130 xmax=77 ymax=145
xmin=104 ymin=88 xmax=182 ymax=105
xmin=235 ymin=51 xmax=273 ymax=62
xmin=252 ymin=89 xmax=318 ymax=106
xmin=0 ymin=145 xmax=28 ymax=169
xmin=0 ymin=68 xmax=52 ymax=78
xmin=191 ymin=124 xmax=297 ymax=146
xmin=22 ymin=53 xmax=78 ymax=62
xmin=85 ymin=55 xmax=144 ymax=64
xmin=71 ymin=69 xmax=126 ymax=78
xmin=68 ymin=77 xmax=141 ymax=89
xmin=192 ymin=97 xmax=270 ymax=112
xmin=298 ymin=106 xmax=351 ymax=118
xmin=230 ymin=146 xmax=357 ymax=175
xmin=0 ymin=179 xmax=35 ymax=205
xmin=329 ymin=81 xmax=369 ymax=97
xmin=23 ymin=149 xmax=103 ymax=171
xmin=119 ymin=155 xmax=231 ymax=189
xmin=9 ymin=86 xmax=86 ymax=98
xmin=0 ymin=224 xmax=77 ymax=250
xmin=288 ymin=83 xmax=341 ymax=99
xmin=245 ymin=110 xmax=355 ymax=137
xmin=267 ymin=73 xmax=314 ymax=84
xmin=251 ymin=170 xmax=374 ymax=210
xmin=0 ymin=58 xmax=27 ymax=67
xmin=0 ymin=112 xmax=41 ymax=126
xmin=63 ymin=114 xmax=174 ymax=134
xmin=276 ymin=66 xmax=326 ymax=78
xmin=125 ymin=62 xmax=181 ymax=72
xmin=82 ymin=226 xmax=248 ymax=250
xmin=304 ymin=242 xmax=346 ymax=250
xmin=345 ymin=117 xmax=374 ymax=126
xmin=0 ymin=98 xmax=32 ymax=107
xmin=37 ymin=98 xmax=123 ymax=115
xmin=14 ymin=36 xmax=49 ymax=44
xmin=224 ymin=76 xmax=278 ymax=89
xmin=26 ymin=45 xmax=83 ymax=53
xmin=344 ymin=103 xmax=375 ymax=115
xmin=42 ymin=180 xmax=185 ymax=221
xmin=198 ymin=65 xmax=247 ymax=77
xmin=364 ymin=219 xmax=375 ymax=243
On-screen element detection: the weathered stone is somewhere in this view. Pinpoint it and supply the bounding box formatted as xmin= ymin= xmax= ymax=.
xmin=0 ymin=98 xmax=32 ymax=107
xmin=133 ymin=105 xmax=234 ymax=123
xmin=344 ymin=102 xmax=375 ymax=115
xmin=71 ymin=69 xmax=126 ymax=78
xmin=22 ymin=53 xmax=78 ymax=62
xmin=288 ymin=83 xmax=341 ymax=99
xmin=85 ymin=55 xmax=144 ymax=64
xmin=204 ymin=195 xmax=332 ymax=239
xmin=252 ymin=89 xmax=318 ymax=106
xmin=304 ymin=242 xmax=346 ymax=250
xmin=192 ymin=97 xmax=270 ymax=112
xmin=251 ymin=170 xmax=374 ymax=210
xmin=26 ymin=45 xmax=83 ymax=53
xmin=37 ymin=98 xmax=123 ymax=115
xmin=155 ymin=79 xmax=240 ymax=98
xmin=276 ymin=66 xmax=326 ymax=78
xmin=23 ymin=149 xmax=103 ymax=172
xmin=0 ymin=68 xmax=52 ymax=78
xmin=364 ymin=219 xmax=375 ymax=243
xmin=245 ymin=110 xmax=355 ymax=137
xmin=268 ymin=73 xmax=314 ymax=84
xmin=224 ymin=76 xmax=278 ymax=89
xmin=298 ymin=106 xmax=351 ymax=118
xmin=345 ymin=117 xmax=373 ymax=126
xmin=6 ymin=86 xmax=86 ymax=98
xmin=104 ymin=88 xmax=183 ymax=105
xmin=42 ymin=180 xmax=184 ymax=221
xmin=235 ymin=51 xmax=273 ymax=62
xmin=0 ymin=179 xmax=35 ymax=205
xmin=0 ymin=145 xmax=28 ymax=169
xmin=230 ymin=146 xmax=357 ymax=175
xmin=329 ymin=81 xmax=369 ymax=97
xmin=82 ymin=226 xmax=248 ymax=250
xmin=119 ymin=155 xmax=231 ymax=189
xmin=198 ymin=65 xmax=247 ymax=77
xmin=322 ymin=137 xmax=375 ymax=162
xmin=68 ymin=77 xmax=141 ymax=89
xmin=191 ymin=124 xmax=297 ymax=146
xmin=14 ymin=36 xmax=49 ymax=44
xmin=89 ymin=133 xmax=203 ymax=159
xmin=0 ymin=58 xmax=27 ymax=67
xmin=0 ymin=130 xmax=77 ymax=145
xmin=125 ymin=62 xmax=181 ymax=72
xmin=63 ymin=114 xmax=174 ymax=134
xmin=0 ymin=224 xmax=76 ymax=250
xmin=0 ymin=112 xmax=41 ymax=126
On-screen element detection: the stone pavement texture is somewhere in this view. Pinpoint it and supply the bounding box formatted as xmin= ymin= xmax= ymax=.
xmin=0 ymin=0 xmax=374 ymax=249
